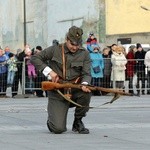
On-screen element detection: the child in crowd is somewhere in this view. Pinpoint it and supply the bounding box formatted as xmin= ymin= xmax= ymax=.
xmin=26 ymin=59 xmax=37 ymax=79
xmin=25 ymin=48 xmax=37 ymax=79
xmin=86 ymin=33 xmax=98 ymax=53
xmin=7 ymin=53 xmax=18 ymax=87
xmin=90 ymin=44 xmax=104 ymax=95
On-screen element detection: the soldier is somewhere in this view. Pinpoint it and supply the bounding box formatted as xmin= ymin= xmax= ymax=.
xmin=31 ymin=26 xmax=92 ymax=134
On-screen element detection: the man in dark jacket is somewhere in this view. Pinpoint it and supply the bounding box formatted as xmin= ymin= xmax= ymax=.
xmin=135 ymin=43 xmax=146 ymax=95
xmin=31 ymin=26 xmax=92 ymax=134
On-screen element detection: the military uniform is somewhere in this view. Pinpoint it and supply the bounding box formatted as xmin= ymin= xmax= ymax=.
xmin=31 ymin=26 xmax=92 ymax=134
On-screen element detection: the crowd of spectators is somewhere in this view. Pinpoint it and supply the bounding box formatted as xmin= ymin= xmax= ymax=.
xmin=0 ymin=45 xmax=47 ymax=98
xmin=0 ymin=36 xmax=150 ymax=98
xmin=86 ymin=33 xmax=150 ymax=96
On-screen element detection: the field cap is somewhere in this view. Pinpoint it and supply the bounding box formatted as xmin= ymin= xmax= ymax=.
xmin=67 ymin=26 xmax=83 ymax=45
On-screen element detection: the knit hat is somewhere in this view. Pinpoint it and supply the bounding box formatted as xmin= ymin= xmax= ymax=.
xmin=8 ymin=52 xmax=14 ymax=58
xmin=129 ymin=45 xmax=136 ymax=50
xmin=36 ymin=46 xmax=42 ymax=51
xmin=136 ymin=43 xmax=142 ymax=49
xmin=91 ymin=44 xmax=100 ymax=50
xmin=89 ymin=32 xmax=94 ymax=36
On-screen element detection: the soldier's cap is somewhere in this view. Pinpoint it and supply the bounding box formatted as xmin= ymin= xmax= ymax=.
xmin=67 ymin=26 xmax=83 ymax=45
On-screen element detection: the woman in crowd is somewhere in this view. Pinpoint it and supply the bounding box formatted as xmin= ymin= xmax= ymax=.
xmin=126 ymin=45 xmax=137 ymax=94
xmin=111 ymin=46 xmax=127 ymax=90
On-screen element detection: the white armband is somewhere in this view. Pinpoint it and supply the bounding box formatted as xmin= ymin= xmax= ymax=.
xmin=42 ymin=66 xmax=52 ymax=77
xmin=81 ymin=82 xmax=89 ymax=85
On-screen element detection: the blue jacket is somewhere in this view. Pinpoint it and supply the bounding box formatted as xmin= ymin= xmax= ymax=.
xmin=90 ymin=52 xmax=104 ymax=78
xmin=0 ymin=55 xmax=7 ymax=74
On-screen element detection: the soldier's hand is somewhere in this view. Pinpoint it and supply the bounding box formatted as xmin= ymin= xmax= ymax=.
xmin=48 ymin=71 xmax=59 ymax=83
xmin=81 ymin=85 xmax=91 ymax=93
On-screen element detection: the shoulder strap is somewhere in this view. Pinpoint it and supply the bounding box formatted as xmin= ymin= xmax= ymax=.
xmin=61 ymin=44 xmax=66 ymax=80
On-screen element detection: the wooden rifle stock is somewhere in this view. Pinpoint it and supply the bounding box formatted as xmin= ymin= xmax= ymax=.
xmin=41 ymin=81 xmax=132 ymax=96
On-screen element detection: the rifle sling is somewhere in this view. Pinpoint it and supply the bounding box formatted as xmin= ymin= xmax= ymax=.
xmin=56 ymin=89 xmax=120 ymax=109
xmin=61 ymin=44 xmax=66 ymax=80
xmin=56 ymin=89 xmax=83 ymax=107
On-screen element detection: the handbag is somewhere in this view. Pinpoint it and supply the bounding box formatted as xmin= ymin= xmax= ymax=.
xmin=93 ymin=66 xmax=101 ymax=73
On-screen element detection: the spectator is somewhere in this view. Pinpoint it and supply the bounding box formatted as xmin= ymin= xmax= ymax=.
xmin=0 ymin=48 xmax=8 ymax=98
xmin=4 ymin=46 xmax=11 ymax=60
xmin=25 ymin=47 xmax=35 ymax=94
xmin=7 ymin=53 xmax=18 ymax=87
xmin=15 ymin=44 xmax=33 ymax=95
xmin=90 ymin=44 xmax=104 ymax=96
xmin=134 ymin=43 xmax=146 ymax=95
xmin=52 ymin=39 xmax=59 ymax=46
xmin=126 ymin=45 xmax=137 ymax=94
xmin=144 ymin=49 xmax=150 ymax=94
xmin=111 ymin=46 xmax=127 ymax=90
xmin=34 ymin=46 xmax=47 ymax=97
xmin=86 ymin=33 xmax=98 ymax=53
xmin=101 ymin=47 xmax=112 ymax=95
xmin=12 ymin=48 xmax=23 ymax=97
xmin=109 ymin=44 xmax=117 ymax=56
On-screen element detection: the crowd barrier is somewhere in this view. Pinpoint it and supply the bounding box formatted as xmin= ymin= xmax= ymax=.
xmin=1 ymin=58 xmax=149 ymax=98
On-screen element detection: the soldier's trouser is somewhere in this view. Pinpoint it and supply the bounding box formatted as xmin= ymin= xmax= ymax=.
xmin=47 ymin=89 xmax=91 ymax=134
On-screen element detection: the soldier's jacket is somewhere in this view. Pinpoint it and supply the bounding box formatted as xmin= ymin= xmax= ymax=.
xmin=31 ymin=43 xmax=91 ymax=83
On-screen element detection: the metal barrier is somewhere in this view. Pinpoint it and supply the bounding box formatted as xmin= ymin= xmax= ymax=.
xmin=23 ymin=58 xmax=47 ymax=97
xmin=1 ymin=58 xmax=150 ymax=98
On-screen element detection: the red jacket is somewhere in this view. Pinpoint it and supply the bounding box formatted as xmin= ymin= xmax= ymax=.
xmin=126 ymin=51 xmax=136 ymax=77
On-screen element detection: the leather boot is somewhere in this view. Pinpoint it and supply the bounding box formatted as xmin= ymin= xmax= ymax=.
xmin=72 ymin=118 xmax=89 ymax=134
xmin=47 ymin=120 xmax=53 ymax=132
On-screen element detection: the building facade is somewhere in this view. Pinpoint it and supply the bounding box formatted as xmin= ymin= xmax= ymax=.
xmin=105 ymin=0 xmax=150 ymax=45
xmin=0 ymin=0 xmax=150 ymax=51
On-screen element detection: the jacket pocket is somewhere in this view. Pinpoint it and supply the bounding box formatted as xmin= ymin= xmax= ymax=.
xmin=71 ymin=62 xmax=83 ymax=72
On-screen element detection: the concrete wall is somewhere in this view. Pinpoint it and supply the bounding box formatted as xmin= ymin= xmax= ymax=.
xmin=46 ymin=0 xmax=99 ymax=46
xmin=25 ymin=0 xmax=48 ymax=49
xmin=1 ymin=0 xmax=150 ymax=51
xmin=0 ymin=0 xmax=23 ymax=51
xmin=0 ymin=0 xmax=99 ymax=51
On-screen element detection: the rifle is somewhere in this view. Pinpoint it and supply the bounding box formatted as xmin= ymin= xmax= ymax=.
xmin=41 ymin=81 xmax=133 ymax=106
xmin=41 ymin=81 xmax=132 ymax=96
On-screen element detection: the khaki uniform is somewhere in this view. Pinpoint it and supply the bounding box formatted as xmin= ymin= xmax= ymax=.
xmin=31 ymin=43 xmax=91 ymax=133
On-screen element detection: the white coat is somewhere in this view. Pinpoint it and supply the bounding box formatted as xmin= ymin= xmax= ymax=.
xmin=111 ymin=51 xmax=127 ymax=81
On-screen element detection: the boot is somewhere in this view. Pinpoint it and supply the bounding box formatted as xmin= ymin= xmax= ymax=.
xmin=72 ymin=118 xmax=89 ymax=134
xmin=47 ymin=120 xmax=53 ymax=132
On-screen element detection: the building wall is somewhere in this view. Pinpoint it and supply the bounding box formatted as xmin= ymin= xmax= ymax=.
xmin=0 ymin=0 xmax=99 ymax=50
xmin=0 ymin=0 xmax=48 ymax=50
xmin=0 ymin=0 xmax=23 ymax=50
xmin=1 ymin=0 xmax=150 ymax=50
xmin=25 ymin=0 xmax=48 ymax=49
xmin=106 ymin=0 xmax=150 ymax=35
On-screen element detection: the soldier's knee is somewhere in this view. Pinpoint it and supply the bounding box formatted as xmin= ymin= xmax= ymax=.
xmin=47 ymin=120 xmax=66 ymax=134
